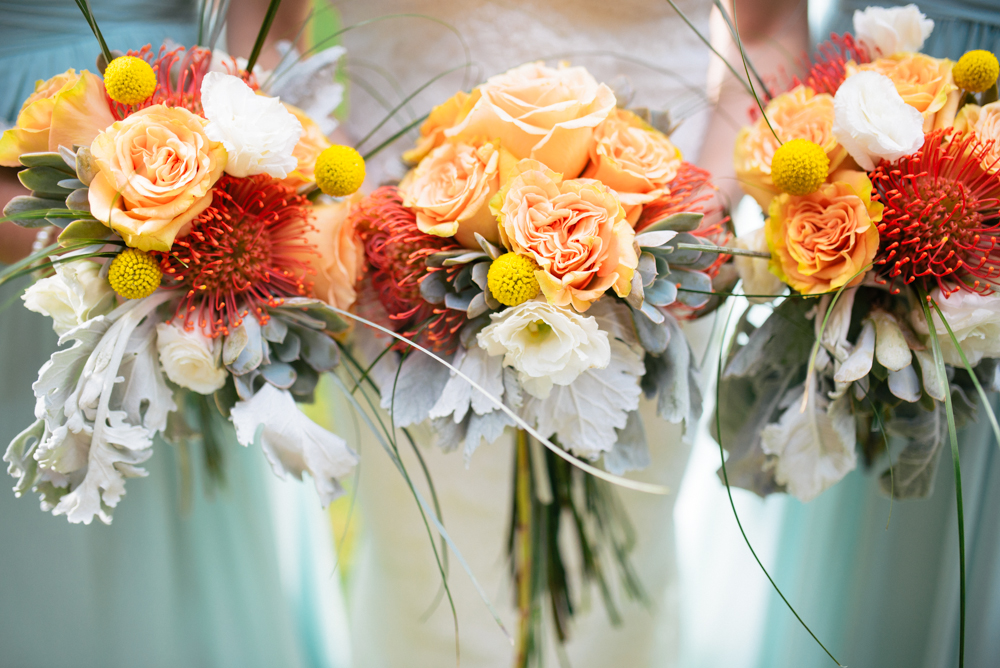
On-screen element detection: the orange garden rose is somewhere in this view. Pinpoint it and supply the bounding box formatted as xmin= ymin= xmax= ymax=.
xmin=304 ymin=198 xmax=365 ymax=311
xmin=0 ymin=70 xmax=115 ymax=167
xmin=849 ymin=54 xmax=959 ymax=130
xmin=398 ymin=140 xmax=502 ymax=248
xmin=446 ymin=62 xmax=616 ymax=178
xmin=734 ymin=85 xmax=846 ymax=210
xmin=88 ymin=104 xmax=227 ymax=252
xmin=494 ymin=159 xmax=636 ymax=311
xmin=283 ymin=103 xmax=331 ymax=190
xmin=766 ymin=170 xmax=883 ymax=294
xmin=402 ymin=91 xmax=470 ymax=165
xmin=955 ymin=102 xmax=1000 ymax=170
xmin=582 ymin=108 xmax=683 ymax=224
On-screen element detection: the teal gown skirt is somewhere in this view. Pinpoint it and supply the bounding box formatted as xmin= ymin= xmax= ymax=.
xmin=755 ymin=2 xmax=1000 ymax=666
xmin=0 ymin=4 xmax=342 ymax=666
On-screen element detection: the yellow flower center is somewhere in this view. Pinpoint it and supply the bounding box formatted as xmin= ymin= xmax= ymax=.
xmin=488 ymin=253 xmax=541 ymax=307
xmin=315 ymin=145 xmax=366 ymax=197
xmin=953 ymin=50 xmax=1000 ymax=93
xmin=103 ymin=56 xmax=157 ymax=106
xmin=770 ymin=138 xmax=830 ymax=196
xmin=108 ymin=248 xmax=162 ymax=300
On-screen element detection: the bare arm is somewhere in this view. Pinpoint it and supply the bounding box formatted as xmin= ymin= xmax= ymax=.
xmin=227 ymin=0 xmax=313 ymax=71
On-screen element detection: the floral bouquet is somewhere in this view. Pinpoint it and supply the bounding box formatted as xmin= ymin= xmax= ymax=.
xmin=0 ymin=11 xmax=367 ymax=525
xmin=344 ymin=61 xmax=731 ymax=661
xmin=704 ymin=3 xmax=1000 ymax=663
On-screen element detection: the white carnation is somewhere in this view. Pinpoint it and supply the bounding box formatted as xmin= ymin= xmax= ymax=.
xmin=833 ymin=71 xmax=924 ymax=171
xmin=201 ymin=71 xmax=302 ymax=179
xmin=22 ymin=259 xmax=115 ymax=335
xmin=853 ymin=4 xmax=934 ymax=57
xmin=477 ymin=299 xmax=610 ymax=399
xmin=910 ymin=288 xmax=1000 ymax=366
xmin=155 ymin=322 xmax=228 ymax=394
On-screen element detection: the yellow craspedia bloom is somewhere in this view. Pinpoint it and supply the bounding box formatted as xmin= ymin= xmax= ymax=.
xmin=770 ymin=138 xmax=830 ymax=197
xmin=108 ymin=248 xmax=162 ymax=300
xmin=315 ymin=145 xmax=366 ymax=197
xmin=488 ymin=253 xmax=540 ymax=307
xmin=103 ymin=56 xmax=157 ymax=105
xmin=953 ymin=50 xmax=1000 ymax=93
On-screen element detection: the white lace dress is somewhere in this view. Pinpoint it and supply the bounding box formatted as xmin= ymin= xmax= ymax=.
xmin=335 ymin=2 xmax=712 ymax=665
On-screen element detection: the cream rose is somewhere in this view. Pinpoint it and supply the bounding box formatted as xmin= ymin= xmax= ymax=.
xmin=303 ymin=198 xmax=365 ymax=311
xmin=495 ymin=159 xmax=637 ymax=312
xmin=955 ymin=102 xmax=1000 ymax=170
xmin=911 ymin=288 xmax=1000 ymax=366
xmin=582 ymin=108 xmax=683 ymax=224
xmin=398 ymin=140 xmax=501 ymax=247
xmin=21 ymin=259 xmax=115 ymax=335
xmin=849 ymin=53 xmax=959 ymax=131
xmin=156 ymin=321 xmax=228 ymax=394
xmin=88 ymin=104 xmax=227 ymax=252
xmin=477 ymin=299 xmax=610 ymax=399
xmin=734 ymin=85 xmax=846 ymax=210
xmin=852 ymin=4 xmax=934 ymax=57
xmin=446 ymin=62 xmax=616 ymax=177
xmin=833 ymin=71 xmax=925 ymax=170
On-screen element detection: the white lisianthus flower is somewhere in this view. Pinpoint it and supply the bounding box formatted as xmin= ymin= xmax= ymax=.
xmin=477 ymin=299 xmax=610 ymax=399
xmin=910 ymin=288 xmax=1000 ymax=366
xmin=833 ymin=71 xmax=925 ymax=170
xmin=201 ymin=71 xmax=302 ymax=178
xmin=732 ymin=226 xmax=784 ymax=303
xmin=155 ymin=322 xmax=228 ymax=394
xmin=22 ymin=259 xmax=115 ymax=335
xmin=853 ymin=4 xmax=934 ymax=57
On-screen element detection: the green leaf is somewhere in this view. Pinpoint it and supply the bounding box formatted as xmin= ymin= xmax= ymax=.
xmin=58 ymin=219 xmax=112 ymax=245
xmin=18 ymin=152 xmax=74 ymax=172
xmin=2 ymin=196 xmax=67 ymax=227
xmin=19 ymin=166 xmax=76 ymax=198
xmin=639 ymin=212 xmax=703 ymax=233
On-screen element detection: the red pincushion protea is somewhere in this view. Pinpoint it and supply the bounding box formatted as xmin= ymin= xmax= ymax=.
xmin=155 ymin=174 xmax=317 ymax=336
xmin=872 ymin=129 xmax=1000 ymax=296
xmin=351 ymin=186 xmax=467 ymax=353
xmin=107 ymin=45 xmax=257 ymax=119
xmin=790 ymin=33 xmax=871 ymax=96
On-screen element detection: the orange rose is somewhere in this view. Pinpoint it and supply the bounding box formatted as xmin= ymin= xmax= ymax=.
xmin=446 ymin=62 xmax=616 ymax=177
xmin=402 ymin=91 xmax=470 ymax=165
xmin=0 ymin=70 xmax=114 ymax=167
xmin=582 ymin=108 xmax=683 ymax=224
xmin=849 ymin=54 xmax=959 ymax=131
xmin=88 ymin=105 xmax=227 ymax=252
xmin=495 ymin=159 xmax=636 ymax=311
xmin=734 ymin=85 xmax=846 ymax=210
xmin=765 ymin=170 xmax=883 ymax=294
xmin=303 ymin=198 xmax=364 ymax=311
xmin=282 ymin=103 xmax=331 ymax=190
xmin=954 ymin=102 xmax=1000 ymax=170
xmin=398 ymin=140 xmax=501 ymax=248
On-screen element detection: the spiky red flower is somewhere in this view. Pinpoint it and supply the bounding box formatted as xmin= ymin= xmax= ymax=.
xmin=108 ymin=45 xmax=258 ymax=119
xmin=351 ymin=186 xmax=467 ymax=353
xmin=790 ymin=33 xmax=871 ymax=96
xmin=872 ymin=129 xmax=1000 ymax=296
xmin=155 ymin=175 xmax=317 ymax=336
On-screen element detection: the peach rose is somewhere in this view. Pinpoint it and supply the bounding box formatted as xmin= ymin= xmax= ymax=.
xmin=446 ymin=62 xmax=616 ymax=178
xmin=765 ymin=170 xmax=883 ymax=294
xmin=849 ymin=54 xmax=959 ymax=131
xmin=282 ymin=103 xmax=331 ymax=190
xmin=582 ymin=108 xmax=683 ymax=224
xmin=0 ymin=70 xmax=115 ymax=167
xmin=734 ymin=85 xmax=847 ymax=210
xmin=398 ymin=140 xmax=501 ymax=248
xmin=402 ymin=91 xmax=470 ymax=165
xmin=89 ymin=105 xmax=227 ymax=252
xmin=304 ymin=198 xmax=364 ymax=311
xmin=955 ymin=102 xmax=1000 ymax=170
xmin=495 ymin=159 xmax=636 ymax=311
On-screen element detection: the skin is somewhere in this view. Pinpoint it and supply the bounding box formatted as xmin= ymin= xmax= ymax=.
xmin=0 ymin=0 xmax=312 ymax=265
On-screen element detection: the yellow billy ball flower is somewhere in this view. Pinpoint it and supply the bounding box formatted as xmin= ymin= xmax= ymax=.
xmin=488 ymin=253 xmax=541 ymax=307
xmin=108 ymin=248 xmax=162 ymax=300
xmin=315 ymin=145 xmax=366 ymax=197
xmin=103 ymin=56 xmax=157 ymax=105
xmin=953 ymin=50 xmax=1000 ymax=93
xmin=770 ymin=138 xmax=830 ymax=196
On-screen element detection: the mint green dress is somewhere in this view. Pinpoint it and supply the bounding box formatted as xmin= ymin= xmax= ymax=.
xmin=754 ymin=3 xmax=1000 ymax=666
xmin=0 ymin=3 xmax=343 ymax=666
